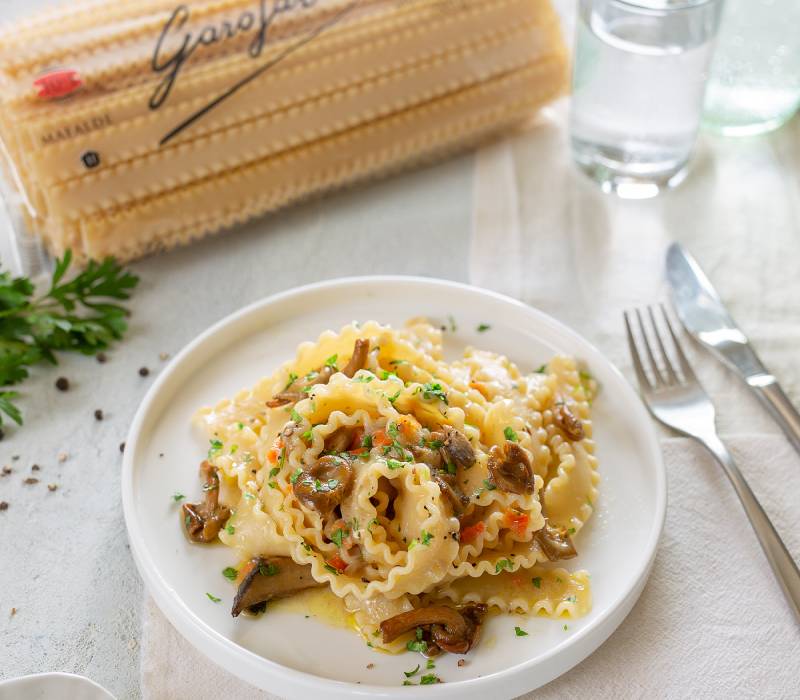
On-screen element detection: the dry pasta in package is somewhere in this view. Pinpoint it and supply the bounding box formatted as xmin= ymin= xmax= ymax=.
xmin=0 ymin=0 xmax=568 ymax=264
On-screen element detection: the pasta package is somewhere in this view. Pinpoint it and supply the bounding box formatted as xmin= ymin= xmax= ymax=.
xmin=184 ymin=320 xmax=598 ymax=656
xmin=0 ymin=0 xmax=568 ymax=264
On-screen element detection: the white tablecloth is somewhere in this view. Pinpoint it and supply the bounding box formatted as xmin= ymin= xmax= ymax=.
xmin=2 ymin=2 xmax=799 ymax=698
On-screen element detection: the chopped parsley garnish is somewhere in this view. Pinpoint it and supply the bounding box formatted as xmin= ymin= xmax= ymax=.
xmin=420 ymin=530 xmax=433 ymax=545
xmin=208 ymin=439 xmax=223 ymax=458
xmin=535 ymin=364 xmax=547 ymax=374
xmin=388 ymin=389 xmax=401 ymax=404
xmin=290 ymin=408 xmax=303 ymax=424
xmin=445 ymin=461 xmax=456 ymax=475
xmin=447 ymin=315 xmax=457 ymax=332
xmin=259 ymin=562 xmax=279 ymax=577
xmin=229 ymin=444 xmax=238 ymax=454
xmin=586 ymin=497 xmax=593 ymax=507
xmin=380 ymin=370 xmax=398 ymax=381
xmin=222 ymin=567 xmax=238 ymax=581
xmin=290 ymin=468 xmax=303 ymax=484
xmin=225 ymin=523 xmax=235 ymax=535
xmin=184 ymin=514 xmax=191 ymax=528
xmin=568 ymin=527 xmax=576 ymax=535
xmin=503 ymin=426 xmax=518 ymax=442
xmin=532 ymin=576 xmax=542 ymax=589
xmin=426 ymin=659 xmax=436 ymax=670
xmin=243 ymin=492 xmax=255 ymax=500
xmin=406 ymin=638 xmax=428 ymax=653
xmin=313 ymin=478 xmax=340 ymax=492
xmin=323 ymin=563 xmax=340 ymax=576
xmin=355 ymin=375 xmax=374 ymax=383
xmin=301 ymin=429 xmax=313 ymax=442
xmin=566 ymin=595 xmax=577 ymax=603
xmin=563 ymin=624 xmax=569 ymax=631
xmin=387 ymin=422 xmax=400 ymax=438
xmin=331 ymin=528 xmax=349 ymax=548
xmin=206 ymin=592 xmax=221 ymax=603
xmin=421 ymin=383 xmax=448 ymax=404
xmin=483 ymin=479 xmax=496 ymax=491
xmin=427 ymin=438 xmax=443 ymax=449
xmin=268 ymin=481 xmax=277 ymax=489
xmin=237 ymin=422 xmax=244 ymax=430
xmin=269 ymin=467 xmax=280 ymax=478
xmin=172 ymin=492 xmax=185 ymax=502
xmin=389 ymin=359 xmax=408 ymax=366
xmin=404 ymin=665 xmax=420 ymax=678
xmin=361 ymin=434 xmax=373 ymax=450
xmin=476 ymin=323 xmax=491 ymax=332
xmin=420 ymin=674 xmax=440 ymax=685
xmin=495 ymin=558 xmax=512 ymax=573
xmin=386 ymin=459 xmax=405 ymax=470
xmin=284 ymin=372 xmax=298 ymax=390
xmin=325 ymin=354 xmax=338 ymax=368
xmin=514 ymin=626 xmax=528 ymax=637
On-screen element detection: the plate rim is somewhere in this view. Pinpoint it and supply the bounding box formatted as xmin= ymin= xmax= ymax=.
xmin=122 ymin=275 xmax=666 ymax=699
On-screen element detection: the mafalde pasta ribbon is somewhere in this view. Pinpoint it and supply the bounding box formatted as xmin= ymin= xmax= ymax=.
xmin=0 ymin=0 xmax=567 ymax=262
xmin=183 ymin=320 xmax=599 ymax=657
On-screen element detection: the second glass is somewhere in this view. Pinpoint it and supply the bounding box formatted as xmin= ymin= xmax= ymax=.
xmin=570 ymin=0 xmax=722 ymax=199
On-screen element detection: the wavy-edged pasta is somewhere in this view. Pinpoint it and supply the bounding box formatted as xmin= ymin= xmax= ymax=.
xmin=182 ymin=319 xmax=599 ymax=657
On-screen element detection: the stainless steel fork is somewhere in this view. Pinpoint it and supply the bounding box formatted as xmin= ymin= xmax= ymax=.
xmin=625 ymin=304 xmax=800 ymax=622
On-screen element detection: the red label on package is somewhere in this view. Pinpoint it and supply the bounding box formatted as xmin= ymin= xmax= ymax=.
xmin=34 ymin=70 xmax=82 ymax=99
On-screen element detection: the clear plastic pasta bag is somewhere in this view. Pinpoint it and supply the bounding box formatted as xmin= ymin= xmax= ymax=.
xmin=0 ymin=0 xmax=567 ymax=271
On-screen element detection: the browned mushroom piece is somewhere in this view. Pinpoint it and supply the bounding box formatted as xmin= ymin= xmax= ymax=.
xmin=231 ymin=557 xmax=323 ymax=616
xmin=324 ymin=427 xmax=354 ymax=454
xmin=432 ymin=472 xmax=469 ymax=518
xmin=265 ymin=391 xmax=305 ymax=408
xmin=266 ymin=364 xmax=337 ymax=408
xmin=181 ymin=461 xmax=231 ymax=543
xmin=441 ymin=426 xmax=475 ymax=469
xmin=534 ymin=521 xmax=577 ymax=561
xmin=293 ymin=455 xmax=354 ymax=514
xmin=380 ymin=604 xmax=488 ymax=655
xmin=553 ymin=403 xmax=585 ymax=441
xmin=410 ymin=443 xmax=443 ymax=470
xmin=487 ymin=442 xmax=535 ymax=495
xmin=341 ymin=338 xmax=370 ymax=377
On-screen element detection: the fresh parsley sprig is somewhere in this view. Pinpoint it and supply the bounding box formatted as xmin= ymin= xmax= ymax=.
xmin=0 ymin=250 xmax=139 ymax=428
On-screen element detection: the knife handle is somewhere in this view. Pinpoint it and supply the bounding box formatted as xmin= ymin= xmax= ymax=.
xmin=749 ymin=375 xmax=800 ymax=455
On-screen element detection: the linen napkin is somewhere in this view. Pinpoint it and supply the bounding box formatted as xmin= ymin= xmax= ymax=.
xmin=140 ymin=435 xmax=800 ymax=699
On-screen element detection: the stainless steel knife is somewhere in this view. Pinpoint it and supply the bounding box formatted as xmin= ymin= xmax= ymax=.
xmin=666 ymin=242 xmax=800 ymax=455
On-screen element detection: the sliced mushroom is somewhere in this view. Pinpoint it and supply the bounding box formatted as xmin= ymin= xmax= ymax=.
xmin=293 ymin=455 xmax=354 ymax=514
xmin=266 ymin=365 xmax=335 ymax=408
xmin=534 ymin=521 xmax=577 ymax=561
xmin=488 ymin=442 xmax=535 ymax=495
xmin=324 ymin=427 xmax=354 ymax=454
xmin=433 ymin=472 xmax=469 ymax=518
xmin=181 ymin=461 xmax=231 ymax=543
xmin=553 ymin=403 xmax=585 ymax=441
xmin=231 ymin=557 xmax=323 ymax=616
xmin=441 ymin=426 xmax=475 ymax=469
xmin=341 ymin=339 xmax=370 ymax=377
xmin=380 ymin=604 xmax=488 ymax=655
xmin=266 ymin=391 xmax=305 ymax=408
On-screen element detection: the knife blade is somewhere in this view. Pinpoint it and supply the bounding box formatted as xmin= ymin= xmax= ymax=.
xmin=666 ymin=242 xmax=800 ymax=455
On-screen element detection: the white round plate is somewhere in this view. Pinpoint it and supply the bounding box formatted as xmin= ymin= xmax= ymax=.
xmin=0 ymin=673 xmax=115 ymax=700
xmin=122 ymin=277 xmax=665 ymax=700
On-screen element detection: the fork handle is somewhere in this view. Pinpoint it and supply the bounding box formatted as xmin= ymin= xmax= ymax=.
xmin=701 ymin=434 xmax=800 ymax=622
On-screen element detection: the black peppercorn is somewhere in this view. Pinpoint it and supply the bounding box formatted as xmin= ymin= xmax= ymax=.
xmin=55 ymin=377 xmax=70 ymax=391
xmin=94 ymin=409 xmax=104 ymax=421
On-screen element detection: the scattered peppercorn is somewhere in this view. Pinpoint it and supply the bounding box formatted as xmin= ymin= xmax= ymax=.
xmin=0 ymin=428 xmax=4 ymax=441
xmin=1 ymin=466 xmax=11 ymax=476
xmin=23 ymin=477 xmax=38 ymax=485
xmin=47 ymin=484 xmax=58 ymax=492
xmin=94 ymin=409 xmax=104 ymax=421
xmin=139 ymin=366 xmax=150 ymax=377
xmin=96 ymin=352 xmax=107 ymax=363
xmin=119 ymin=442 xmax=126 ymax=453
xmin=457 ymin=659 xmax=465 ymax=668
xmin=0 ymin=502 xmax=8 ymax=511
xmin=12 ymin=455 xmax=19 ymax=461
xmin=31 ymin=464 xmax=40 ymax=471
xmin=55 ymin=376 xmax=70 ymax=391
xmin=366 ymin=663 xmax=375 ymax=669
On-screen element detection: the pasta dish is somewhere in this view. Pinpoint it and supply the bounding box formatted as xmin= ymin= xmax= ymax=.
xmin=181 ymin=320 xmax=598 ymax=657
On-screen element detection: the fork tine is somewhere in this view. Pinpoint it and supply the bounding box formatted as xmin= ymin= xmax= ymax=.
xmin=624 ymin=310 xmax=654 ymax=392
xmin=660 ymin=304 xmax=698 ymax=382
xmin=635 ymin=308 xmax=665 ymax=386
xmin=648 ymin=305 xmax=679 ymax=384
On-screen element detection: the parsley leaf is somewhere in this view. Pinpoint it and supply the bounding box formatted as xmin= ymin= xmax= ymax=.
xmin=325 ymin=354 xmax=338 ymax=368
xmin=388 ymin=389 xmax=401 ymax=404
xmin=290 ymin=408 xmax=303 ymax=424
xmin=290 ymin=468 xmax=303 ymax=484
xmin=331 ymin=528 xmax=349 ymax=548
xmin=386 ymin=459 xmax=405 ymax=470
xmin=495 ymin=558 xmax=512 ymax=573
xmin=206 ymin=592 xmax=221 ymax=603
xmin=483 ymin=478 xmax=496 ymax=491
xmin=426 ymin=659 xmax=435 ymax=670
xmin=514 ymin=626 xmax=528 ymax=637
xmin=225 ymin=523 xmax=235 ymax=535
xmin=283 ymin=372 xmax=298 ymax=390
xmin=503 ymin=426 xmax=518 ymax=442
xmin=476 ymin=323 xmax=491 ymax=332
xmin=420 ymin=674 xmax=440 ymax=685
xmin=535 ymin=364 xmax=547 ymax=374
xmin=406 ymin=639 xmax=428 ymax=653
xmin=269 ymin=467 xmax=280 ymax=477
xmin=222 ymin=567 xmax=238 ymax=581
xmin=172 ymin=492 xmax=185 ymax=502
xmin=532 ymin=576 xmax=542 ymax=589
xmin=208 ymin=439 xmax=223 ymax=458
xmin=361 ymin=434 xmax=373 ymax=450
xmin=0 ymin=251 xmax=138 ymax=428
xmin=421 ymin=382 xmax=448 ymax=404
xmin=404 ymin=664 xmax=420 ymax=678
xmin=354 ymin=375 xmax=373 ymax=383
xmin=258 ymin=562 xmax=279 ymax=577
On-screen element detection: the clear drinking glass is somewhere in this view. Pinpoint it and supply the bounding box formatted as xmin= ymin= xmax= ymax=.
xmin=570 ymin=0 xmax=722 ymax=199
xmin=703 ymin=0 xmax=800 ymax=136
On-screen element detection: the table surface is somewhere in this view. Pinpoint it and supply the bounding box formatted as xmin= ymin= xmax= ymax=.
xmin=2 ymin=2 xmax=800 ymax=699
